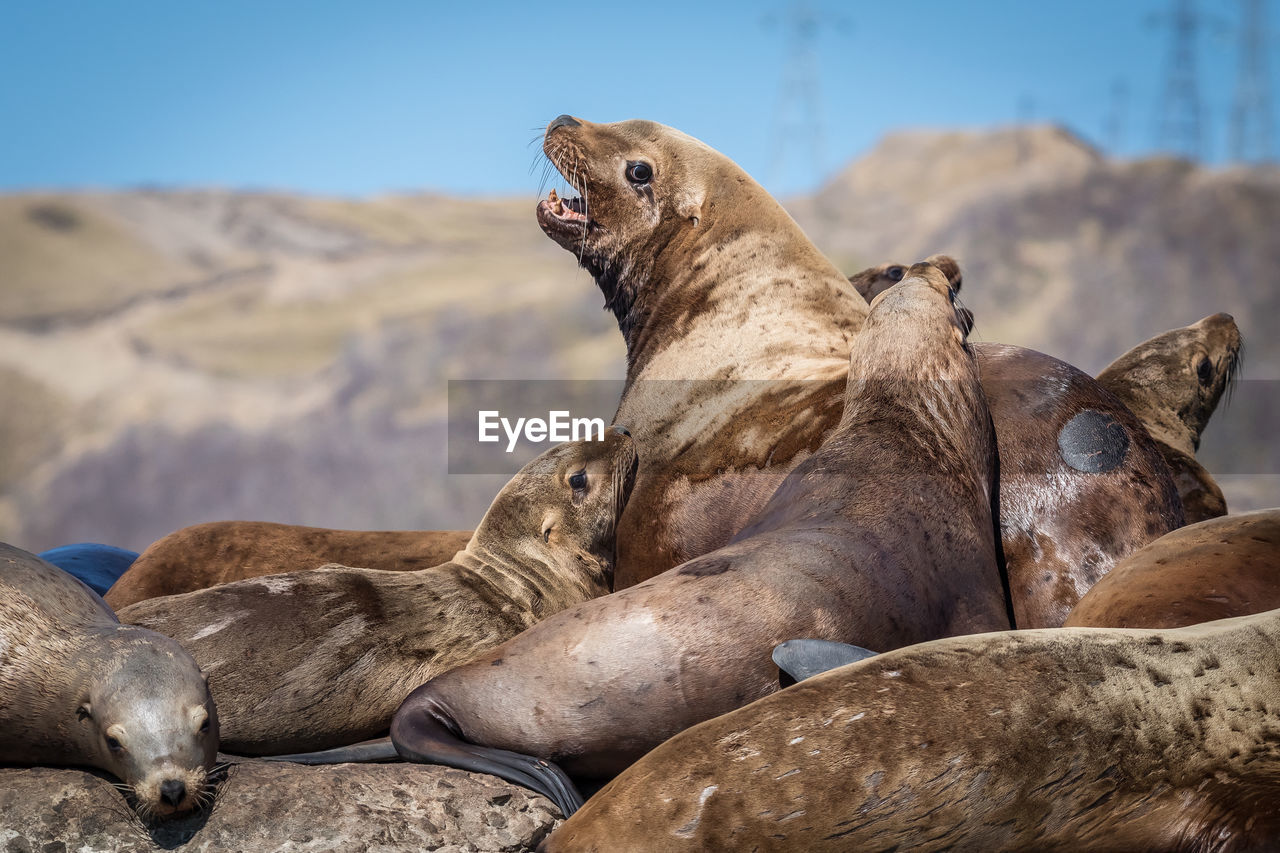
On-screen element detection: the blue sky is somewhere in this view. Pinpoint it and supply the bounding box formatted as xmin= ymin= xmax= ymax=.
xmin=0 ymin=1 xmax=1259 ymax=197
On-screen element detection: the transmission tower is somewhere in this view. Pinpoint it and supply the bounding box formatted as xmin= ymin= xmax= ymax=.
xmin=1104 ymin=78 xmax=1130 ymax=155
xmin=766 ymin=2 xmax=847 ymax=189
xmin=1152 ymin=0 xmax=1208 ymax=160
xmin=1229 ymin=0 xmax=1275 ymax=162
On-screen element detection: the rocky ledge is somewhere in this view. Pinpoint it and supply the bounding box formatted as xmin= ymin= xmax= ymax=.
xmin=0 ymin=760 xmax=560 ymax=852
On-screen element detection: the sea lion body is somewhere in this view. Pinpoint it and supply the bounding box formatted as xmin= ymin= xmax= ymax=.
xmin=1065 ymin=509 xmax=1280 ymax=629
xmin=105 ymin=522 xmax=473 ymax=609
xmin=1096 ymin=312 xmax=1242 ymax=524
xmin=546 ymin=609 xmax=1280 ymax=852
xmin=535 ymin=115 xmax=1182 ymax=626
xmin=120 ymin=432 xmax=636 ymax=755
xmin=0 ymin=542 xmax=218 ymax=818
xmin=391 ymin=264 xmax=1010 ymax=810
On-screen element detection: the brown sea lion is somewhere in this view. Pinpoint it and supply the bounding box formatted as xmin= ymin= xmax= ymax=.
xmin=105 ymin=523 xmax=473 ymax=609
xmin=0 ymin=542 xmax=218 ymax=818
xmin=534 ymin=114 xmax=1182 ymax=626
xmin=119 ymin=430 xmax=636 ymax=755
xmin=389 ymin=263 xmax=1011 ymax=815
xmin=1096 ymin=312 xmax=1243 ymax=524
xmin=544 ymin=608 xmax=1280 ymax=852
xmin=1065 ymin=508 xmax=1280 ymax=629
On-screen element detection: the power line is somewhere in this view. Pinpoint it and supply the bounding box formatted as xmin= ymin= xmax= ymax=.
xmin=1104 ymin=78 xmax=1130 ymax=155
xmin=1229 ymin=0 xmax=1276 ymax=162
xmin=765 ymin=1 xmax=849 ymax=189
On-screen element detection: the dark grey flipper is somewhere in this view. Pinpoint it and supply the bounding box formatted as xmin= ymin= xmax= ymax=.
xmin=258 ymin=737 xmax=400 ymax=765
xmin=391 ymin=704 xmax=583 ymax=817
xmin=772 ymin=639 xmax=878 ymax=688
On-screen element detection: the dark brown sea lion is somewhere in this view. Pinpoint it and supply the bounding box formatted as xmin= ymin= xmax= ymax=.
xmin=1065 ymin=508 xmax=1280 ymax=629
xmin=389 ymin=263 xmax=1011 ymax=815
xmin=119 ymin=430 xmax=636 ymax=755
xmin=1096 ymin=312 xmax=1243 ymax=524
xmin=544 ymin=608 xmax=1280 ymax=852
xmin=0 ymin=542 xmax=218 ymax=818
xmin=105 ymin=523 xmax=473 ymax=609
xmin=534 ymin=114 xmax=1182 ymax=626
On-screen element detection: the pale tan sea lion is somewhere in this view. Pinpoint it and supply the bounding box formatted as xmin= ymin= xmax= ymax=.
xmin=534 ymin=114 xmax=1182 ymax=627
xmin=105 ymin=523 xmax=473 ymax=609
xmin=1065 ymin=509 xmax=1280 ymax=629
xmin=0 ymin=542 xmax=218 ymax=818
xmin=544 ymin=608 xmax=1280 ymax=852
xmin=1096 ymin=312 xmax=1243 ymax=524
xmin=119 ymin=431 xmax=636 ymax=755
xmin=389 ymin=263 xmax=1011 ymax=816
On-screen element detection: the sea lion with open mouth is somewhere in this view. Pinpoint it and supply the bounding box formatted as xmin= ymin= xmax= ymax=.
xmin=535 ymin=114 xmax=1182 ymax=627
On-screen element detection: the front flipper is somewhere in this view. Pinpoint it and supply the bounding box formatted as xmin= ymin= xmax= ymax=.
xmin=773 ymin=639 xmax=878 ymax=688
xmin=391 ymin=701 xmax=583 ymax=817
xmin=260 ymin=737 xmax=400 ymax=765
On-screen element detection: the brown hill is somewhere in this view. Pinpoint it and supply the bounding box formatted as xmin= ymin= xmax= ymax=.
xmin=1 ymin=128 xmax=1275 ymax=551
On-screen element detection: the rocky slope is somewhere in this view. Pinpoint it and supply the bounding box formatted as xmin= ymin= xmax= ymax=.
xmin=1 ymin=126 xmax=1275 ymax=553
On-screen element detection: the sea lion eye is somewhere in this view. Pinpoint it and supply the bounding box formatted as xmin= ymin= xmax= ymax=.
xmin=569 ymin=470 xmax=588 ymax=490
xmin=1196 ymin=357 xmax=1213 ymax=386
xmin=625 ymin=162 xmax=652 ymax=184
xmin=105 ymin=736 xmax=124 ymax=752
xmin=887 ymin=266 xmax=905 ymax=282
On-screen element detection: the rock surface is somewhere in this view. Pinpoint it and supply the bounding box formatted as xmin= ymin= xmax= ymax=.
xmin=0 ymin=761 xmax=561 ymax=852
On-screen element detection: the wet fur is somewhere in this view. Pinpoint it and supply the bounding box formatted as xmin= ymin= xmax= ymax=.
xmin=545 ymin=608 xmax=1280 ymax=852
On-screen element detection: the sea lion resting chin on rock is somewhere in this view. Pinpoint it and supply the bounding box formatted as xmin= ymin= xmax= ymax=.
xmin=105 ymin=523 xmax=474 ymax=609
xmin=1095 ymin=312 xmax=1242 ymax=524
xmin=544 ymin=608 xmax=1280 ymax=852
xmin=120 ymin=430 xmax=636 ymax=755
xmin=535 ymin=114 xmax=1182 ymax=628
xmin=389 ymin=263 xmax=1011 ymax=816
xmin=0 ymin=543 xmax=218 ymax=819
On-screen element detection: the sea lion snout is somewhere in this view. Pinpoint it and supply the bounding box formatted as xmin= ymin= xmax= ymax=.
xmin=547 ymin=114 xmax=582 ymax=133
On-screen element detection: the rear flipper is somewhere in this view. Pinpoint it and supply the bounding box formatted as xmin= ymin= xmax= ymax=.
xmin=391 ymin=696 xmax=583 ymax=817
xmin=258 ymin=737 xmax=400 ymax=765
xmin=773 ymin=639 xmax=878 ymax=688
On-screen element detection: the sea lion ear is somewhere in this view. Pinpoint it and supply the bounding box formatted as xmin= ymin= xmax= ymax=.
xmin=675 ymin=190 xmax=703 ymax=226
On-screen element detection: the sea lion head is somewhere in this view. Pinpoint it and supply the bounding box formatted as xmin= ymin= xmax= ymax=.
xmin=863 ymin=261 xmax=972 ymax=347
xmin=79 ymin=629 xmax=219 ymax=818
xmin=471 ymin=426 xmax=639 ymax=593
xmin=1096 ymin=312 xmax=1242 ymax=453
xmin=849 ymin=254 xmax=972 ymax=334
xmin=536 ymin=115 xmax=782 ymax=335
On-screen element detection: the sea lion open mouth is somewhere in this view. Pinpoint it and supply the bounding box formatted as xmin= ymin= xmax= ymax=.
xmin=536 ymin=185 xmax=593 ymax=245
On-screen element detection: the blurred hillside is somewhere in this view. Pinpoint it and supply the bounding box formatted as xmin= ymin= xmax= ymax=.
xmin=2 ymin=126 xmax=1276 ymax=552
